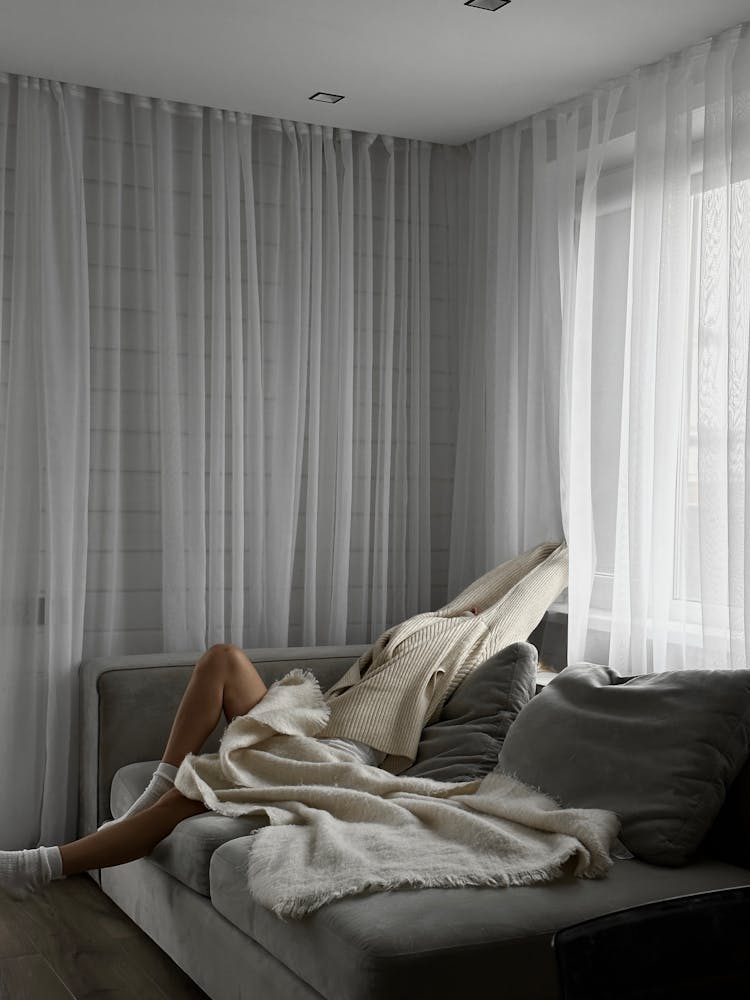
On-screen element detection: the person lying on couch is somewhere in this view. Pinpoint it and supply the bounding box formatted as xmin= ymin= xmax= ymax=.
xmin=0 ymin=540 xmax=568 ymax=900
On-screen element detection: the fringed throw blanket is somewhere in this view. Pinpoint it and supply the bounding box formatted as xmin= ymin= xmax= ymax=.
xmin=174 ymin=671 xmax=620 ymax=920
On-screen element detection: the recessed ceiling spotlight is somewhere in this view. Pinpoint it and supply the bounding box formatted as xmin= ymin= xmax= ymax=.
xmin=310 ymin=92 xmax=345 ymax=103
xmin=465 ymin=0 xmax=511 ymax=9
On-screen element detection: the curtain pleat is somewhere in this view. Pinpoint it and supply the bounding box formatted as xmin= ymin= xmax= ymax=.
xmin=697 ymin=27 xmax=750 ymax=668
xmin=238 ymin=116 xmax=264 ymax=643
xmin=608 ymin=55 xmax=694 ymax=674
xmin=448 ymin=120 xmax=564 ymax=596
xmin=351 ymin=135 xmax=376 ymax=640
xmin=561 ymin=87 xmax=624 ymax=664
xmin=371 ymin=135 xmax=396 ymax=636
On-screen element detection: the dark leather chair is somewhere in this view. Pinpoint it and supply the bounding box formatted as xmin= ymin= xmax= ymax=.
xmin=551 ymin=885 xmax=750 ymax=1000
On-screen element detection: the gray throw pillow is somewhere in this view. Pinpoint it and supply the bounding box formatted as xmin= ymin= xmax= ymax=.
xmin=497 ymin=663 xmax=750 ymax=867
xmin=402 ymin=642 xmax=538 ymax=782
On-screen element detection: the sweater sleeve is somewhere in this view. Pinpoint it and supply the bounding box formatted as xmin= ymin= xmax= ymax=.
xmin=481 ymin=541 xmax=567 ymax=634
xmin=432 ymin=542 xmax=568 ymax=713
xmin=437 ymin=541 xmax=564 ymax=617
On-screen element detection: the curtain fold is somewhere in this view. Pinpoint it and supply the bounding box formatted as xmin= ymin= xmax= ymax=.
xmin=608 ymin=53 xmax=695 ymax=673
xmin=695 ymin=25 xmax=750 ymax=668
xmin=560 ymin=86 xmax=625 ymax=665
xmin=448 ymin=122 xmax=564 ymax=596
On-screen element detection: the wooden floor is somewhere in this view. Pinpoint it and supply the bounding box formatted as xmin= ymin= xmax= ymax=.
xmin=0 ymin=873 xmax=209 ymax=999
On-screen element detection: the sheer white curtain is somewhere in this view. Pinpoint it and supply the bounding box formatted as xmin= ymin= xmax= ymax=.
xmin=85 ymin=99 xmax=435 ymax=656
xmin=690 ymin=26 xmax=750 ymax=670
xmin=0 ymin=76 xmax=445 ymax=848
xmin=557 ymin=87 xmax=625 ymax=664
xmin=579 ymin=24 xmax=750 ymax=672
xmin=459 ymin=20 xmax=750 ymax=673
xmin=606 ymin=49 xmax=697 ymax=673
xmin=448 ymin=124 xmax=564 ymax=595
xmin=0 ymin=77 xmax=90 ymax=848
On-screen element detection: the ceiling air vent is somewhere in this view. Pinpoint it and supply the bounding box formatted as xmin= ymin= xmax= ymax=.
xmin=465 ymin=0 xmax=511 ymax=9
xmin=309 ymin=92 xmax=345 ymax=103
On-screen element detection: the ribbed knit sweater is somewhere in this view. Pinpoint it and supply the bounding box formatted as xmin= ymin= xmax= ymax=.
xmin=319 ymin=540 xmax=568 ymax=773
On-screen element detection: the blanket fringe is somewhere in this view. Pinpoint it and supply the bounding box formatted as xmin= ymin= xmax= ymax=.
xmin=261 ymin=860 xmax=582 ymax=921
xmin=277 ymin=667 xmax=322 ymax=688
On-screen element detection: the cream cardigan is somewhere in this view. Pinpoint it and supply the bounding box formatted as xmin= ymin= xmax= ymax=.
xmin=319 ymin=540 xmax=568 ymax=773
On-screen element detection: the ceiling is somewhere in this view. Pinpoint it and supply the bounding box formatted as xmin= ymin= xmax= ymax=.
xmin=1 ymin=0 xmax=748 ymax=145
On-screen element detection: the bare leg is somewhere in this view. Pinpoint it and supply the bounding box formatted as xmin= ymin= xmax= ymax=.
xmin=100 ymin=645 xmax=267 ymax=830
xmin=162 ymin=644 xmax=268 ymax=767
xmin=67 ymin=647 xmax=266 ymax=873
xmin=0 ymin=648 xmax=267 ymax=895
xmin=60 ymin=788 xmax=209 ymax=876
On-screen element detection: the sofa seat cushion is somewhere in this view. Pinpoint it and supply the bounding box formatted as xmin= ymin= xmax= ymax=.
xmin=110 ymin=760 xmax=267 ymax=897
xmin=209 ymin=836 xmax=750 ymax=1000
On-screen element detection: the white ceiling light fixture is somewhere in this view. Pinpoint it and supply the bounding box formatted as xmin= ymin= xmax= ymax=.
xmin=309 ymin=92 xmax=345 ymax=103
xmin=464 ymin=0 xmax=512 ymax=9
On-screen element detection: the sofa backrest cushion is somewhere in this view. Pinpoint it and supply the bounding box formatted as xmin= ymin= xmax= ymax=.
xmin=401 ymin=641 xmax=538 ymax=782
xmin=496 ymin=663 xmax=750 ymax=867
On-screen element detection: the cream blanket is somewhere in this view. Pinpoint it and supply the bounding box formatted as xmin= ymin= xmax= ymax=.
xmin=174 ymin=670 xmax=620 ymax=920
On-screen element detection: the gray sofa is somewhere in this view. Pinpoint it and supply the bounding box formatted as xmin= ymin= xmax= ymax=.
xmin=79 ymin=639 xmax=750 ymax=1000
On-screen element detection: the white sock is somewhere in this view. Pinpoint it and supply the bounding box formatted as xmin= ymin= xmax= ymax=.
xmin=0 ymin=845 xmax=63 ymax=900
xmin=99 ymin=761 xmax=178 ymax=829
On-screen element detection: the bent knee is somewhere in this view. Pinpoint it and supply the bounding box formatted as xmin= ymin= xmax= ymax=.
xmin=215 ymin=643 xmax=257 ymax=675
xmin=206 ymin=642 xmax=239 ymax=659
xmin=199 ymin=643 xmax=247 ymax=673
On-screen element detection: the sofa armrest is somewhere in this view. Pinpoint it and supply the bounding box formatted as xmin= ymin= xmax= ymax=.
xmin=78 ymin=644 xmax=368 ymax=841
